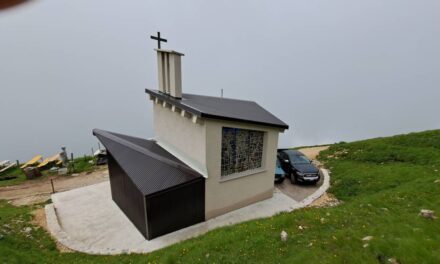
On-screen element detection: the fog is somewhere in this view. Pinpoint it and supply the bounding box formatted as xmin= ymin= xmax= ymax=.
xmin=1 ymin=0 xmax=439 ymax=161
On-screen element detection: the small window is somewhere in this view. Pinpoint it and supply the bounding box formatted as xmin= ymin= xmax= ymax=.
xmin=221 ymin=127 xmax=264 ymax=176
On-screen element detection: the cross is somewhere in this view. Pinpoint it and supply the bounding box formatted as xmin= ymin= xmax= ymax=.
xmin=150 ymin=32 xmax=167 ymax=49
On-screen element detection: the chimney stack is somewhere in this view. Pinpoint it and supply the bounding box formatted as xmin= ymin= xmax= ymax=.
xmin=156 ymin=49 xmax=184 ymax=99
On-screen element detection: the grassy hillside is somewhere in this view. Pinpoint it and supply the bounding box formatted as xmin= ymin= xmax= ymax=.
xmin=1 ymin=130 xmax=440 ymax=263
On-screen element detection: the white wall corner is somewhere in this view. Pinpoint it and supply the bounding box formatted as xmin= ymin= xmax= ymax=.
xmin=156 ymin=139 xmax=208 ymax=178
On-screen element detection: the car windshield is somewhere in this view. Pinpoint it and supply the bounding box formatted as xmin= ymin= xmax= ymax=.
xmin=289 ymin=154 xmax=310 ymax=164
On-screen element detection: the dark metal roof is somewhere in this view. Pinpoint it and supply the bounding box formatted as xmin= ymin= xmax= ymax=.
xmin=93 ymin=129 xmax=203 ymax=196
xmin=145 ymin=89 xmax=289 ymax=129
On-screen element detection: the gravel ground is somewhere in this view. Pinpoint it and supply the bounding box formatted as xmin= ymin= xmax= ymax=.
xmin=0 ymin=167 xmax=109 ymax=206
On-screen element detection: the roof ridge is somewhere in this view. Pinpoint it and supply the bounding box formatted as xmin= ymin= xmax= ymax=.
xmin=183 ymin=92 xmax=259 ymax=104
xmin=92 ymin=129 xmax=201 ymax=177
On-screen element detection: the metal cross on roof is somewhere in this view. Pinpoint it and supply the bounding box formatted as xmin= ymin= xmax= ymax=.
xmin=150 ymin=32 xmax=167 ymax=49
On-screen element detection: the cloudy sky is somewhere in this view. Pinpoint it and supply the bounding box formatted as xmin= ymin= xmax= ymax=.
xmin=1 ymin=0 xmax=439 ymax=161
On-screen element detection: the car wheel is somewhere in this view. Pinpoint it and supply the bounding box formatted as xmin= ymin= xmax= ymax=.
xmin=290 ymin=173 xmax=296 ymax=184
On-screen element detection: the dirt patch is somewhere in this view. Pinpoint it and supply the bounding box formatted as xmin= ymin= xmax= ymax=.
xmin=11 ymin=194 xmax=51 ymax=206
xmin=308 ymin=192 xmax=341 ymax=208
xmin=0 ymin=167 xmax=109 ymax=206
xmin=31 ymin=208 xmax=47 ymax=229
xmin=297 ymin=146 xmax=329 ymax=160
xmin=31 ymin=208 xmax=73 ymax=253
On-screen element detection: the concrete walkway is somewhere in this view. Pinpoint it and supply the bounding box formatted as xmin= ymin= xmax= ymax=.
xmin=276 ymin=172 xmax=324 ymax=202
xmin=46 ymin=169 xmax=330 ymax=255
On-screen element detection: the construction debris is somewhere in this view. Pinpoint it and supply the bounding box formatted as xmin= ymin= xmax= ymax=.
xmin=37 ymin=153 xmax=63 ymax=171
xmin=20 ymin=155 xmax=42 ymax=169
xmin=0 ymin=162 xmax=16 ymax=174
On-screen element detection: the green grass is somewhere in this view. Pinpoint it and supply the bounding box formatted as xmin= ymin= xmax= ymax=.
xmin=70 ymin=156 xmax=96 ymax=174
xmin=1 ymin=129 xmax=440 ymax=263
xmin=0 ymin=167 xmax=27 ymax=187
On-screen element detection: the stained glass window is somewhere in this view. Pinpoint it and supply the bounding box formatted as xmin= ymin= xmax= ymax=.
xmin=221 ymin=127 xmax=264 ymax=176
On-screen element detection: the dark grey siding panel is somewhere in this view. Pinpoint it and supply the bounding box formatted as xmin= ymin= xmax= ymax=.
xmin=146 ymin=178 xmax=205 ymax=240
xmin=94 ymin=129 xmax=206 ymax=240
xmin=108 ymin=153 xmax=147 ymax=238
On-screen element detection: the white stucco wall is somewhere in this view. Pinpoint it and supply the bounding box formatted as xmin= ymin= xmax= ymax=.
xmin=152 ymin=100 xmax=283 ymax=220
xmin=153 ymin=103 xmax=207 ymax=176
xmin=204 ymin=119 xmax=281 ymax=219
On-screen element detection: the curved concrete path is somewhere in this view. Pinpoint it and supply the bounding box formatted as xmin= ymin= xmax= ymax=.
xmin=45 ymin=169 xmax=330 ymax=255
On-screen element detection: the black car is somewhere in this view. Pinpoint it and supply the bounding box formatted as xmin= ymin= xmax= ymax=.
xmin=278 ymin=149 xmax=320 ymax=184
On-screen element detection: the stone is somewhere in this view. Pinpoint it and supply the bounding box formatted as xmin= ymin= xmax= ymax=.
xmin=280 ymin=230 xmax=288 ymax=242
xmin=298 ymin=225 xmax=303 ymax=230
xmin=434 ymin=179 xmax=440 ymax=183
xmin=388 ymin=257 xmax=399 ymax=264
xmin=23 ymin=227 xmax=32 ymax=233
xmin=362 ymin=236 xmax=373 ymax=241
xmin=419 ymin=209 xmax=436 ymax=219
xmin=363 ymin=243 xmax=369 ymax=248
xmin=58 ymin=168 xmax=68 ymax=175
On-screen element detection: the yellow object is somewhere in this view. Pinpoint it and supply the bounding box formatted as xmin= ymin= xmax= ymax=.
xmin=37 ymin=154 xmax=61 ymax=168
xmin=21 ymin=155 xmax=42 ymax=169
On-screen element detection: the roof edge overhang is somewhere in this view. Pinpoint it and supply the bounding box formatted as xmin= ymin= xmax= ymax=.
xmin=145 ymin=89 xmax=289 ymax=130
xmin=92 ymin=129 xmax=202 ymax=178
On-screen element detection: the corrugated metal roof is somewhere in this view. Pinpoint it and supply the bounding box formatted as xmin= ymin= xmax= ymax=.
xmin=145 ymin=89 xmax=289 ymax=129
xmin=93 ymin=129 xmax=203 ymax=196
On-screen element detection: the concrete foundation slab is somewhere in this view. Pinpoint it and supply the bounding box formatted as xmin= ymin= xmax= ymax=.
xmin=46 ymin=169 xmax=330 ymax=255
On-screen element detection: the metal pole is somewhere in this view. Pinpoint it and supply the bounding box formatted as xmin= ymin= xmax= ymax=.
xmin=70 ymin=153 xmax=74 ymax=172
xmin=50 ymin=179 xmax=55 ymax=194
xmin=16 ymin=160 xmax=19 ymax=167
xmin=221 ymin=89 xmax=223 ymax=98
